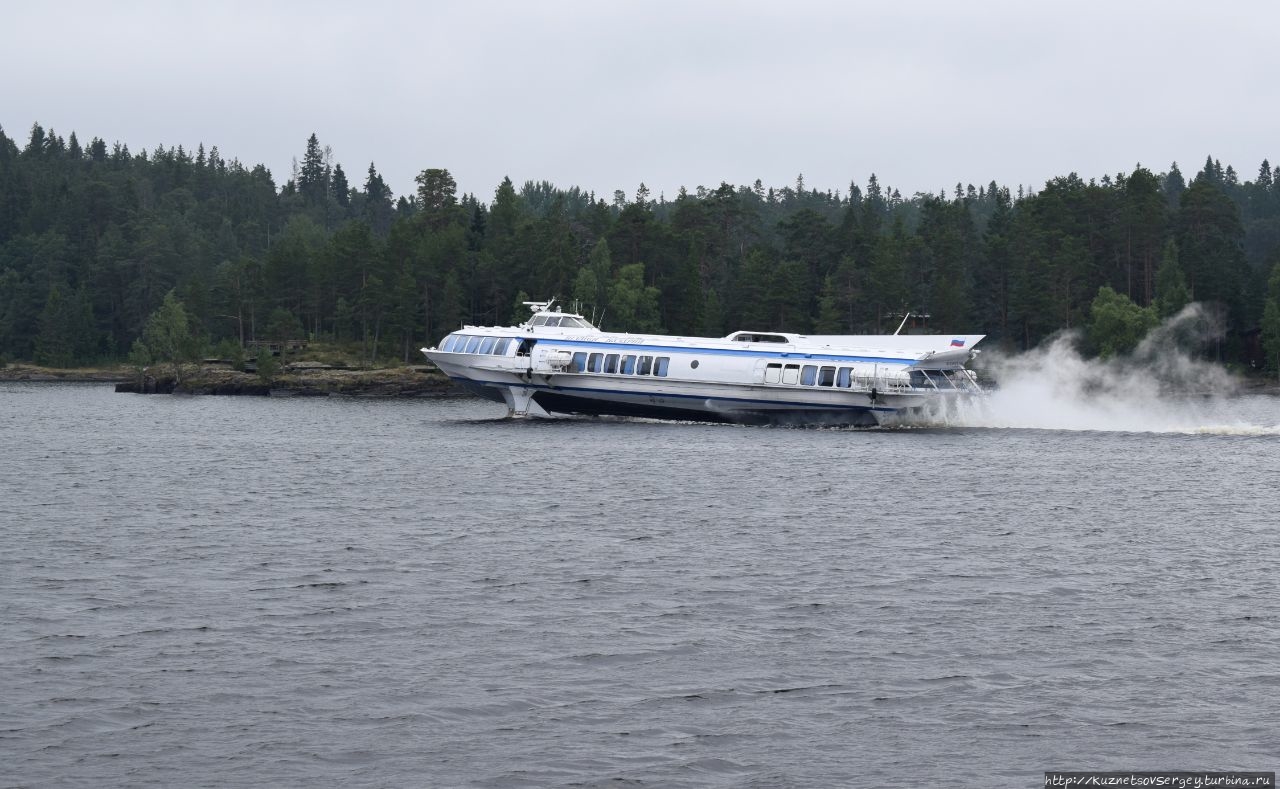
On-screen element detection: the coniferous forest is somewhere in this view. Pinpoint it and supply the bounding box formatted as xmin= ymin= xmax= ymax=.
xmin=3 ymin=122 xmax=1280 ymax=371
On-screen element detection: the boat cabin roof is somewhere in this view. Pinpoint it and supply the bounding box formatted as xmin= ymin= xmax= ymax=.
xmin=519 ymin=300 xmax=597 ymax=330
xmin=725 ymin=331 xmax=793 ymax=344
xmin=526 ymin=313 xmax=595 ymax=329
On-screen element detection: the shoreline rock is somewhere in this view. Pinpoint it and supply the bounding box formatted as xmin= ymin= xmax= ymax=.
xmin=111 ymin=365 xmax=461 ymax=397
xmin=0 ymin=364 xmax=132 ymax=383
xmin=1 ymin=361 xmax=467 ymax=397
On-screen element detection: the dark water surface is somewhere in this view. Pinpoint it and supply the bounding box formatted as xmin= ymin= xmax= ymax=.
xmin=3 ymin=383 xmax=1279 ymax=787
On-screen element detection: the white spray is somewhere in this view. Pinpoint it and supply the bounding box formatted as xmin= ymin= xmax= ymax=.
xmin=912 ymin=304 xmax=1280 ymax=434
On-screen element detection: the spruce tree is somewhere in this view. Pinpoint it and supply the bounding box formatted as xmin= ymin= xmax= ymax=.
xmin=298 ymin=133 xmax=327 ymax=205
xmin=331 ymin=163 xmax=350 ymax=208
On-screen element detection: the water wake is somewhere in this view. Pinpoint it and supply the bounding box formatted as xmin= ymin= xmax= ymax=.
xmin=910 ymin=305 xmax=1280 ymax=435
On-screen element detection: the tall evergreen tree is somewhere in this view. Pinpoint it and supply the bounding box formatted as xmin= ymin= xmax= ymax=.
xmin=331 ymin=163 xmax=350 ymax=208
xmin=1163 ymin=162 xmax=1186 ymax=207
xmin=1120 ymin=167 xmax=1167 ymax=304
xmin=362 ymin=163 xmax=394 ymax=236
xmin=298 ymin=133 xmax=327 ymax=205
xmin=415 ymin=168 xmax=458 ymax=214
xmin=1177 ymin=179 xmax=1249 ymax=325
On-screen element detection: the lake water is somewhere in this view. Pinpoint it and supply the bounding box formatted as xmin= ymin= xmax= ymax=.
xmin=3 ymin=382 xmax=1279 ymax=787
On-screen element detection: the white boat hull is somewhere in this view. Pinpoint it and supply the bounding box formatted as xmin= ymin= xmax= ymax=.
xmin=426 ymin=353 xmax=943 ymax=426
xmin=422 ymin=301 xmax=984 ymax=427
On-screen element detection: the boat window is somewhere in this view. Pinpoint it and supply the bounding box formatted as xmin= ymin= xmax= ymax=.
xmin=638 ymin=355 xmax=653 ymax=375
xmin=801 ymin=365 xmax=817 ymax=386
xmin=782 ymin=364 xmax=799 ymax=385
xmin=493 ymin=338 xmax=512 ymax=356
xmin=464 ymin=336 xmax=483 ymax=354
xmin=818 ymin=366 xmax=836 ymax=387
xmin=620 ymin=355 xmax=636 ymax=375
xmin=588 ymin=352 xmax=604 ymax=372
xmin=764 ymin=363 xmax=781 ymax=384
xmin=478 ymin=337 xmax=496 ymax=355
xmin=928 ymin=370 xmax=956 ymax=389
xmin=571 ymin=352 xmax=587 ymax=372
xmin=654 ymin=357 xmax=669 ymax=377
xmin=837 ymin=367 xmax=852 ymax=388
xmin=516 ymin=338 xmax=535 ymax=357
xmin=530 ymin=316 xmax=548 ymax=326
xmin=440 ymin=334 xmax=458 ymax=352
xmin=604 ymin=354 xmax=619 ymax=374
xmin=560 ymin=317 xmax=589 ymax=328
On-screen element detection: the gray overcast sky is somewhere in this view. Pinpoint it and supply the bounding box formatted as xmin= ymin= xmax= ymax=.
xmin=3 ymin=0 xmax=1277 ymax=203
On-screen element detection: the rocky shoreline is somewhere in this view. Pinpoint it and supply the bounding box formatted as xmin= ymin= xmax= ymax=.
xmin=2 ymin=363 xmax=463 ymax=398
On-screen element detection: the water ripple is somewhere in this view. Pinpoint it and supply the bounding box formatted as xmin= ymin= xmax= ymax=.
xmin=2 ymin=383 xmax=1279 ymax=787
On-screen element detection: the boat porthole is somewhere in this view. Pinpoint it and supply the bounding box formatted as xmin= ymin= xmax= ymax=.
xmin=691 ymin=360 xmax=699 ymax=369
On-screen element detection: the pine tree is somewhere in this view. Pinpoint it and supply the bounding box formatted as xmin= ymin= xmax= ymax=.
xmin=363 ymin=163 xmax=394 ymax=235
xmin=415 ymin=168 xmax=457 ymax=213
xmin=1120 ymin=167 xmax=1167 ymax=304
xmin=1176 ymin=179 xmax=1249 ymax=326
xmin=25 ymin=123 xmax=46 ymax=157
xmin=1163 ymin=162 xmax=1186 ymax=207
xmin=331 ymin=163 xmax=350 ymax=208
xmin=298 ymin=133 xmax=327 ymax=205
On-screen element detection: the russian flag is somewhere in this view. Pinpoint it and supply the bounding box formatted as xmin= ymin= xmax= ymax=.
xmin=950 ymin=338 xmax=965 ymax=348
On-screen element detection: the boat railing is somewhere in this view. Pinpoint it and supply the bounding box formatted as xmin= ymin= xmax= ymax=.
xmin=850 ymin=374 xmax=909 ymax=393
xmin=908 ymin=368 xmax=982 ymax=393
xmin=844 ymin=369 xmax=982 ymax=395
